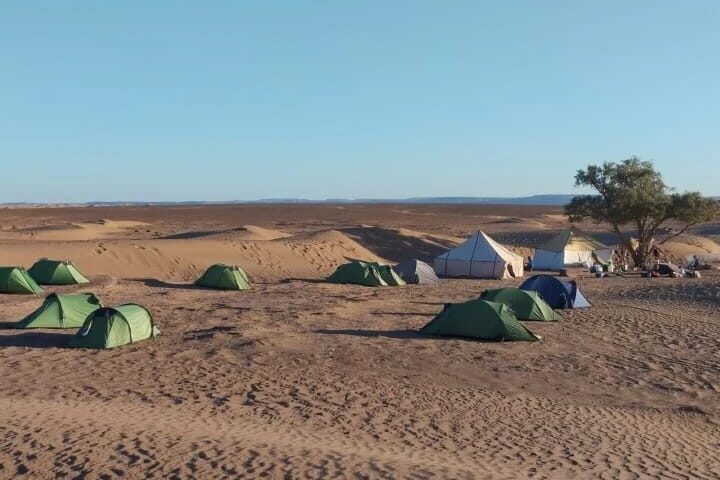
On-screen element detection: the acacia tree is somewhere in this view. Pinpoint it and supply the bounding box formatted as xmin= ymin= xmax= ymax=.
xmin=565 ymin=157 xmax=720 ymax=267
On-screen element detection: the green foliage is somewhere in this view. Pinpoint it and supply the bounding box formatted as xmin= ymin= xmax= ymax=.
xmin=565 ymin=157 xmax=720 ymax=266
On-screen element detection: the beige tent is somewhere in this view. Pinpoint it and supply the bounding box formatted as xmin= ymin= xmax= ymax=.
xmin=434 ymin=231 xmax=524 ymax=279
xmin=533 ymin=226 xmax=613 ymax=270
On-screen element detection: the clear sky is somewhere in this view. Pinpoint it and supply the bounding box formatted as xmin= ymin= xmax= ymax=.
xmin=2 ymin=1 xmax=719 ymax=202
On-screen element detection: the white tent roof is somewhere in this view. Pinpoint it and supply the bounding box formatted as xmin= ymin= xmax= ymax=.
xmin=437 ymin=231 xmax=520 ymax=263
xmin=435 ymin=231 xmax=524 ymax=278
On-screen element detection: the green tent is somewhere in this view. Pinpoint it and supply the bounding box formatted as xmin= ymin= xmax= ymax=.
xmin=195 ymin=264 xmax=251 ymax=290
xmin=15 ymin=293 xmax=103 ymax=329
xmin=28 ymin=259 xmax=90 ymax=285
xmin=0 ymin=267 xmax=44 ymax=294
xmin=69 ymin=304 xmax=160 ymax=349
xmin=327 ymin=261 xmax=406 ymax=287
xmin=420 ymin=299 xmax=539 ymax=342
xmin=480 ymin=287 xmax=561 ymax=321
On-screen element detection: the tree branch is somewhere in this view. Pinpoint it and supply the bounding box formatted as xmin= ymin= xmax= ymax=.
xmin=658 ymin=222 xmax=697 ymax=245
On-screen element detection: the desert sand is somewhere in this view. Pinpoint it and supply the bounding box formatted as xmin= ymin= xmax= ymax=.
xmin=1 ymin=204 xmax=719 ymax=479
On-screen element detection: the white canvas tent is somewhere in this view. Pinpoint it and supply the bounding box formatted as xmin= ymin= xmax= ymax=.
xmin=533 ymin=227 xmax=614 ymax=270
xmin=434 ymin=231 xmax=524 ymax=279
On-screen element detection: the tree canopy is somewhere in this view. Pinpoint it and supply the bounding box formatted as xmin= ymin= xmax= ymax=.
xmin=565 ymin=157 xmax=720 ymax=266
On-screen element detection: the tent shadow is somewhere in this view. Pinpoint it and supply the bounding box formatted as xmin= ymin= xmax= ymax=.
xmin=0 ymin=322 xmax=19 ymax=329
xmin=280 ymin=278 xmax=327 ymax=284
xmin=314 ymin=328 xmax=429 ymax=340
xmin=0 ymin=332 xmax=71 ymax=348
xmin=133 ymin=278 xmax=209 ymax=290
xmin=370 ymin=311 xmax=436 ymax=317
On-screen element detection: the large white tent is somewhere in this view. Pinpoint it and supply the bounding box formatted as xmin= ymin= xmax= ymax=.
xmin=533 ymin=226 xmax=614 ymax=270
xmin=434 ymin=231 xmax=524 ymax=279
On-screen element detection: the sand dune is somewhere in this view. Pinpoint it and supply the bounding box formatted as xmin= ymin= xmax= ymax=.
xmin=662 ymin=234 xmax=720 ymax=258
xmin=0 ymin=229 xmax=384 ymax=283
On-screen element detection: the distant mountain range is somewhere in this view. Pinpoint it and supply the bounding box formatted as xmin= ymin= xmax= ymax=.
xmin=1 ymin=195 xmax=577 ymax=207
xmin=4 ymin=194 xmax=717 ymax=207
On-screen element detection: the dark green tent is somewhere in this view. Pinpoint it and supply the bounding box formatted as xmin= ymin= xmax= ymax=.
xmin=15 ymin=293 xmax=103 ymax=329
xmin=327 ymin=261 xmax=406 ymax=287
xmin=69 ymin=304 xmax=160 ymax=349
xmin=420 ymin=299 xmax=539 ymax=341
xmin=195 ymin=264 xmax=251 ymax=290
xmin=480 ymin=287 xmax=561 ymax=321
xmin=28 ymin=258 xmax=90 ymax=285
xmin=0 ymin=267 xmax=44 ymax=294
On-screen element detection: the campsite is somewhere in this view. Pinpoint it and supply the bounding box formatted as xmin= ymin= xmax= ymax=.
xmin=1 ymin=203 xmax=719 ymax=479
xmin=6 ymin=2 xmax=720 ymax=477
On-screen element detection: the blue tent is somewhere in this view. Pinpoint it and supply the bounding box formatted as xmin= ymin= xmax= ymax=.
xmin=519 ymin=275 xmax=591 ymax=309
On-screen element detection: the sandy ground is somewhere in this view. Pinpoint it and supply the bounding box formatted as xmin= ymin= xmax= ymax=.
xmin=1 ymin=204 xmax=719 ymax=479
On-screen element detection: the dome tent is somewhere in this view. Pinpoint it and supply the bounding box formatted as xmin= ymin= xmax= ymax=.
xmin=533 ymin=227 xmax=613 ymax=270
xmin=480 ymin=287 xmax=561 ymax=321
xmin=0 ymin=267 xmax=44 ymax=294
xmin=393 ymin=259 xmax=440 ymax=284
xmin=328 ymin=261 xmax=406 ymax=287
xmin=28 ymin=258 xmax=90 ymax=285
xmin=15 ymin=293 xmax=103 ymax=329
xmin=195 ymin=264 xmax=251 ymax=290
xmin=420 ymin=299 xmax=539 ymax=342
xmin=69 ymin=304 xmax=160 ymax=349
xmin=519 ymin=275 xmax=591 ymax=309
xmin=434 ymin=231 xmax=524 ymax=279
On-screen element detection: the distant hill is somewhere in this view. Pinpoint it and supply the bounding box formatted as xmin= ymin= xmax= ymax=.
xmin=256 ymin=195 xmax=576 ymax=205
xmin=1 ymin=195 xmax=577 ymax=207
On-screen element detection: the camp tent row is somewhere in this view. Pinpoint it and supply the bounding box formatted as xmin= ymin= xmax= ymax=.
xmin=429 ymin=227 xmax=614 ymax=278
xmin=6 ymin=262 xmax=254 ymax=347
xmin=0 ymin=261 xmax=255 ymax=294
xmin=0 ymin=262 xmax=253 ymax=294
xmin=11 ymin=293 xmax=159 ymax=349
xmin=0 ymin=259 xmax=90 ymax=294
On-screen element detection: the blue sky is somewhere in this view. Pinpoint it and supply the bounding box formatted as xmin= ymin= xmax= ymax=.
xmin=1 ymin=1 xmax=718 ymax=202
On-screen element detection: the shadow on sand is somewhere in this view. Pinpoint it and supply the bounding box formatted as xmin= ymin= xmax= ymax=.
xmin=280 ymin=278 xmax=328 ymax=285
xmin=134 ymin=278 xmax=197 ymax=289
xmin=136 ymin=278 xmax=273 ymax=289
xmin=133 ymin=278 xmax=213 ymax=290
xmin=158 ymin=226 xmax=253 ymax=240
xmin=0 ymin=331 xmax=71 ymax=348
xmin=314 ymin=328 xmax=429 ymax=340
xmin=370 ymin=311 xmax=436 ymax=317
xmin=340 ymin=227 xmax=458 ymax=263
